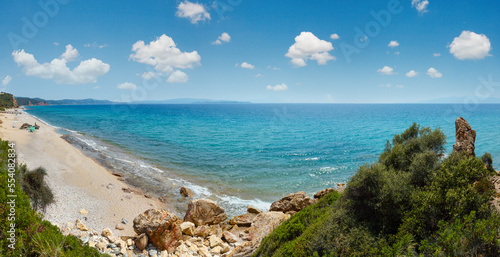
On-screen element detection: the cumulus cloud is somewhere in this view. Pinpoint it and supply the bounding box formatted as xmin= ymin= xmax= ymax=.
xmin=12 ymin=46 xmax=110 ymax=84
xmin=449 ymin=31 xmax=492 ymax=60
xmin=286 ymin=32 xmax=335 ymax=67
xmin=330 ymin=33 xmax=340 ymax=40
xmin=167 ymin=70 xmax=189 ymax=83
xmin=388 ymin=41 xmax=399 ymax=48
xmin=141 ymin=72 xmax=160 ymax=80
xmin=130 ymin=34 xmax=201 ymax=83
xmin=2 ymin=75 xmax=12 ymax=86
xmin=213 ymin=32 xmax=231 ymax=45
xmin=240 ymin=62 xmax=255 ymax=69
xmin=267 ymin=83 xmax=288 ymax=92
xmin=406 ymin=70 xmax=418 ymax=77
xmin=377 ymin=66 xmax=395 ymax=75
xmin=412 ymin=0 xmax=429 ymax=14
xmin=427 ymin=67 xmax=442 ymax=78
xmin=117 ymin=82 xmax=137 ymax=90
xmin=176 ymin=1 xmax=210 ymax=24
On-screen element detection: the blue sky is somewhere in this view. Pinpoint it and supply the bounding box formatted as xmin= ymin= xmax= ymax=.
xmin=1 ymin=0 xmax=499 ymax=103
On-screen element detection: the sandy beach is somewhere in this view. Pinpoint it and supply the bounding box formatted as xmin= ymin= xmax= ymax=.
xmin=0 ymin=110 xmax=166 ymax=237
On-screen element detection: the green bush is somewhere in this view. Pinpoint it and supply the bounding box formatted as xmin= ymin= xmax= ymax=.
xmin=256 ymin=123 xmax=500 ymax=256
xmin=21 ymin=166 xmax=54 ymax=212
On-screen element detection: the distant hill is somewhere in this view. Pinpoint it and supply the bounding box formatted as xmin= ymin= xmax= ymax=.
xmin=132 ymin=98 xmax=251 ymax=104
xmin=0 ymin=92 xmax=18 ymax=110
xmin=15 ymin=97 xmax=114 ymax=106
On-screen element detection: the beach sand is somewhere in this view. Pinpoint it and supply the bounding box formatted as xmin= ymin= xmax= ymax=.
xmin=0 ymin=110 xmax=166 ymax=237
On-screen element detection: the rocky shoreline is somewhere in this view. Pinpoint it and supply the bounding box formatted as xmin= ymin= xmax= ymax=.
xmin=64 ymin=186 xmax=345 ymax=257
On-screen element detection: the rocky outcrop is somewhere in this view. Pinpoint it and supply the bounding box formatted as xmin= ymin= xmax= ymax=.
xmin=133 ymin=209 xmax=183 ymax=253
xmin=180 ymin=186 xmax=194 ymax=197
xmin=184 ymin=199 xmax=227 ymax=226
xmin=228 ymin=213 xmax=257 ymax=227
xmin=452 ymin=117 xmax=476 ymax=157
xmin=269 ymin=191 xmax=316 ymax=214
xmin=314 ymin=188 xmax=336 ymax=199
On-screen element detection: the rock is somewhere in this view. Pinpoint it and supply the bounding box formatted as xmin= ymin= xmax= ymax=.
xmin=184 ymin=199 xmax=227 ymax=226
xmin=314 ymin=188 xmax=336 ymax=199
xmin=144 ymin=194 xmax=152 ymax=198
xmin=121 ymin=218 xmax=129 ymax=224
xmin=194 ymin=225 xmax=211 ymax=238
xmin=180 ymin=222 xmax=195 ymax=236
xmin=337 ymin=183 xmax=346 ymax=194
xmin=126 ymin=238 xmax=134 ymax=246
xmin=198 ymin=245 xmax=211 ymax=257
xmin=79 ymin=209 xmax=88 ymax=215
xmin=209 ymin=234 xmax=223 ymax=248
xmin=115 ymin=224 xmax=125 ymax=230
xmin=453 ymin=117 xmax=476 ymax=157
xmin=247 ymin=206 xmax=261 ymax=214
xmin=75 ymin=219 xmax=88 ymax=231
xmin=221 ymin=242 xmax=231 ymax=253
xmin=160 ymin=250 xmax=169 ymax=257
xmin=210 ymin=246 xmax=222 ymax=255
xmin=149 ymin=249 xmax=158 ymax=256
xmin=228 ymin=213 xmax=257 ymax=227
xmin=180 ymin=186 xmax=194 ymax=198
xmin=106 ymin=183 xmax=115 ymax=189
xmin=80 ymin=236 xmax=89 ymax=244
xmin=249 ymin=211 xmax=290 ymax=243
xmin=112 ymin=172 xmax=124 ymax=177
xmin=269 ymin=191 xmax=316 ymax=213
xmin=223 ymin=231 xmax=238 ymax=243
xmin=97 ymin=241 xmax=107 ymax=251
xmin=135 ymin=233 xmax=148 ymax=250
xmin=133 ymin=209 xmax=183 ymax=253
xmin=227 ymin=241 xmax=259 ymax=257
xmin=101 ymin=228 xmax=113 ymax=238
xmin=158 ymin=195 xmax=169 ymax=203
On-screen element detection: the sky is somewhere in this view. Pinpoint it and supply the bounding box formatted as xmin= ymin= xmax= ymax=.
xmin=1 ymin=0 xmax=499 ymax=103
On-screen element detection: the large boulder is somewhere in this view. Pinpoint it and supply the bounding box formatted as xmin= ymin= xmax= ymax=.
xmin=184 ymin=199 xmax=227 ymax=226
xmin=228 ymin=213 xmax=257 ymax=227
xmin=180 ymin=186 xmax=194 ymax=197
xmin=248 ymin=211 xmax=290 ymax=242
xmin=269 ymin=191 xmax=316 ymax=214
xmin=452 ymin=117 xmax=476 ymax=157
xmin=133 ymin=209 xmax=183 ymax=253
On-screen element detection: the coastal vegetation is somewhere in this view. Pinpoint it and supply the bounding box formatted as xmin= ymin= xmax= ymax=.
xmin=0 ymin=139 xmax=105 ymax=256
xmin=0 ymin=92 xmax=18 ymax=110
xmin=255 ymin=123 xmax=500 ymax=256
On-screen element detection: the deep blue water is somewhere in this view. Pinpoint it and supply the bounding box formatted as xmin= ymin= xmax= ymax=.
xmin=25 ymin=104 xmax=500 ymax=215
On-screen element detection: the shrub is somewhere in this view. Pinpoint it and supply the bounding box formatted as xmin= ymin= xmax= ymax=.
xmin=20 ymin=166 xmax=54 ymax=212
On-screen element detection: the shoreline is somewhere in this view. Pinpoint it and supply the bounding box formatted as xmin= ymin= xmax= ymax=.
xmin=0 ymin=109 xmax=166 ymax=237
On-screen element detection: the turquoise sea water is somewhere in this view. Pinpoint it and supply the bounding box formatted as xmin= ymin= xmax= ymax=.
xmin=25 ymin=104 xmax=500 ymax=216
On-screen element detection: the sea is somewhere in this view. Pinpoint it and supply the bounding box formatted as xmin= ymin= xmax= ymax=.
xmin=25 ymin=104 xmax=500 ymax=217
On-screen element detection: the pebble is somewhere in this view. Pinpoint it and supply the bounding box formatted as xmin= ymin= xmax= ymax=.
xmin=149 ymin=249 xmax=158 ymax=256
xmin=121 ymin=218 xmax=129 ymax=224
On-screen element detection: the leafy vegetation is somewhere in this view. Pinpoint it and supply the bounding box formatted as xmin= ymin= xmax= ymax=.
xmin=20 ymin=165 xmax=54 ymax=212
xmin=0 ymin=92 xmax=17 ymax=110
xmin=255 ymin=123 xmax=500 ymax=256
xmin=0 ymin=139 xmax=105 ymax=256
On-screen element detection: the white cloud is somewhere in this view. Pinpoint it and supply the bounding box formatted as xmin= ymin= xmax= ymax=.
xmin=427 ymin=67 xmax=442 ymax=78
xmin=377 ymin=66 xmax=395 ymax=75
xmin=286 ymin=32 xmax=335 ymax=67
xmin=394 ymin=51 xmax=400 ymax=55
xmin=53 ymin=42 xmax=59 ymax=46
xmin=411 ymin=0 xmax=429 ymax=14
xmin=167 ymin=70 xmax=189 ymax=83
xmin=449 ymin=31 xmax=492 ymax=60
xmin=330 ymin=33 xmax=340 ymax=40
xmin=388 ymin=40 xmax=399 ymax=48
xmin=141 ymin=72 xmax=159 ymax=80
xmin=117 ymin=82 xmax=137 ymax=90
xmin=267 ymin=83 xmax=288 ymax=92
xmin=255 ymin=73 xmax=262 ymax=77
xmin=130 ymin=34 xmax=200 ymax=83
xmin=212 ymin=33 xmax=230 ymax=45
xmin=379 ymin=84 xmax=391 ymax=88
xmin=240 ymin=62 xmax=255 ymax=69
xmin=2 ymin=75 xmax=12 ymax=86
xmin=60 ymin=44 xmax=79 ymax=61
xmin=12 ymin=46 xmax=110 ymax=84
xmin=176 ymin=1 xmax=210 ymax=24
xmin=406 ymin=70 xmax=418 ymax=77
xmin=396 ymin=85 xmax=405 ymax=88
xmin=433 ymin=53 xmax=441 ymax=57
xmin=84 ymin=42 xmax=108 ymax=48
